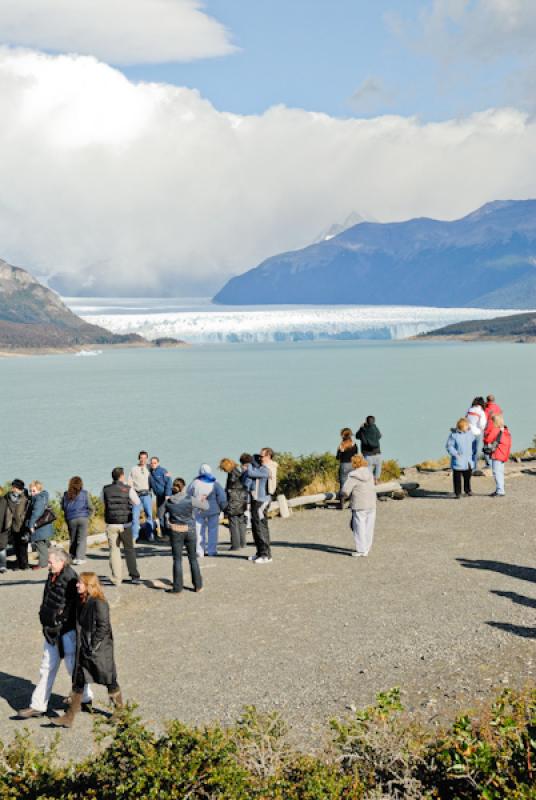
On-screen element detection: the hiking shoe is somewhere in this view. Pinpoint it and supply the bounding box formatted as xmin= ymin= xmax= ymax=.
xmin=17 ymin=708 xmax=44 ymax=719
xmin=165 ymin=588 xmax=182 ymax=594
xmin=131 ymin=577 xmax=142 ymax=585
xmin=254 ymin=557 xmax=272 ymax=564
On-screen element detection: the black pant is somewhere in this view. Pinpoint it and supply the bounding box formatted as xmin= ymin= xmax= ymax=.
xmin=228 ymin=514 xmax=247 ymax=549
xmin=156 ymin=496 xmax=167 ymax=534
xmin=251 ymin=500 xmax=271 ymax=558
xmin=169 ymin=528 xmax=202 ymax=592
xmin=13 ymin=530 xmax=29 ymax=569
xmin=453 ymin=468 xmax=472 ymax=496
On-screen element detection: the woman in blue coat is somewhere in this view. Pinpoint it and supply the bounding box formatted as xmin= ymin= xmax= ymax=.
xmin=187 ymin=464 xmax=227 ymax=557
xmin=28 ymin=480 xmax=54 ymax=570
xmin=446 ymin=418 xmax=475 ymax=499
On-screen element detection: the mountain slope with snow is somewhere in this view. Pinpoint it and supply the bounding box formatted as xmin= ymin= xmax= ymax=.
xmin=213 ymin=199 xmax=536 ymax=308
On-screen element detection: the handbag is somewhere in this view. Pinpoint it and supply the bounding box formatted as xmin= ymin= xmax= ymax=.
xmin=34 ymin=506 xmax=57 ymax=530
xmin=169 ymin=522 xmax=188 ymax=533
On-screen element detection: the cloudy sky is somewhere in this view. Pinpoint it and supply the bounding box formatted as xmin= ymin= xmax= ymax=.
xmin=1 ymin=0 xmax=535 ymax=295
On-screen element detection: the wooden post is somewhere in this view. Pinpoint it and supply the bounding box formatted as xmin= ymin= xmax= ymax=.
xmin=277 ymin=494 xmax=291 ymax=518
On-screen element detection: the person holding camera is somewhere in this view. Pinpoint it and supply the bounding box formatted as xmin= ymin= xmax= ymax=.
xmin=483 ymin=414 xmax=512 ymax=497
xmin=0 ymin=479 xmax=29 ymax=572
xmin=242 ymin=449 xmax=275 ymax=564
xmin=28 ymin=480 xmax=55 ymax=571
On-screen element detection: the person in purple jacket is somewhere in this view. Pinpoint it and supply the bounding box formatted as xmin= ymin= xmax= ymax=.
xmin=62 ymin=477 xmax=94 ymax=565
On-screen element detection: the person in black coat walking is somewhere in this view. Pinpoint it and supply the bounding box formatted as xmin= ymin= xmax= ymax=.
xmin=53 ymin=572 xmax=122 ymax=727
xmin=219 ymin=458 xmax=249 ymax=549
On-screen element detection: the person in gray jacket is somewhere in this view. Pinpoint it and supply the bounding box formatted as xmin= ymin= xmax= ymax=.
xmin=341 ymin=454 xmax=377 ymax=557
xmin=165 ymin=478 xmax=208 ymax=593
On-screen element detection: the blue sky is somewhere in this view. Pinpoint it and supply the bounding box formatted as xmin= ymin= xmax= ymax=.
xmin=120 ymin=0 xmax=524 ymax=120
xmin=0 ymin=0 xmax=535 ymax=294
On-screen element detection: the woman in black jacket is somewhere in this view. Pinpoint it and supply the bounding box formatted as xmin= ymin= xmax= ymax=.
xmin=336 ymin=428 xmax=358 ymax=509
xmin=219 ymin=458 xmax=249 ymax=549
xmin=53 ymin=572 xmax=122 ymax=727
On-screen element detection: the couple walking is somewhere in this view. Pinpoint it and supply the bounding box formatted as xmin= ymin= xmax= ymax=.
xmin=17 ymin=547 xmax=122 ymax=726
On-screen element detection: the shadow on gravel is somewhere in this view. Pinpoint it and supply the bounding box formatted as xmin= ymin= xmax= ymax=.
xmin=271 ymin=541 xmax=353 ymax=557
xmin=0 ymin=579 xmax=45 ymax=588
xmin=409 ymin=488 xmax=453 ymax=500
xmin=0 ymin=671 xmax=63 ymax=714
xmin=491 ymin=590 xmax=536 ymax=609
xmin=486 ymin=621 xmax=536 ymax=639
xmin=457 ymin=558 xmax=536 ymax=584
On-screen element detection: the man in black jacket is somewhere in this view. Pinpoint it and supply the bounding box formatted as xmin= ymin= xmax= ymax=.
xmin=356 ymin=416 xmax=383 ymax=484
xmin=102 ymin=467 xmax=141 ymax=587
xmin=17 ymin=547 xmax=93 ymax=718
xmin=0 ymin=479 xmax=29 ymax=571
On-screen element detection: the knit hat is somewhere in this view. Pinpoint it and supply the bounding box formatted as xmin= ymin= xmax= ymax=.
xmin=11 ymin=479 xmax=25 ymax=491
xmin=198 ymin=464 xmax=212 ymax=476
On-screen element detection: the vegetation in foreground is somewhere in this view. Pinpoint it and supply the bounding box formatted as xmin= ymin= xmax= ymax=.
xmin=0 ymin=687 xmax=534 ymax=799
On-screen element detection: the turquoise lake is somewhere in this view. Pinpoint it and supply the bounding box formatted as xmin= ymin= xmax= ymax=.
xmin=0 ymin=339 xmax=533 ymax=493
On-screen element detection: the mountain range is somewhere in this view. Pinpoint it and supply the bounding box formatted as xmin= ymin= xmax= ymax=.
xmin=0 ymin=259 xmax=146 ymax=351
xmin=213 ymin=199 xmax=536 ymax=308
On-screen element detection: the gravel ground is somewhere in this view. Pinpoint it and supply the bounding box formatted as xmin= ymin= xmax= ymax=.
xmin=0 ymin=466 xmax=535 ymax=760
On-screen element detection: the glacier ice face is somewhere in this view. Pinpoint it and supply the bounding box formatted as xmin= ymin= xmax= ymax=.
xmin=69 ymin=300 xmax=521 ymax=344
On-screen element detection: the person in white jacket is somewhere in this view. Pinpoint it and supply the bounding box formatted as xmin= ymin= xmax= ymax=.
xmin=341 ymin=454 xmax=377 ymax=557
xmin=466 ymin=396 xmax=487 ymax=468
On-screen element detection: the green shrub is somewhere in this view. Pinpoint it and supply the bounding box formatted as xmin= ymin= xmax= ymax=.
xmin=0 ymin=689 xmax=534 ymax=799
xmin=276 ymin=452 xmax=339 ymax=498
xmin=379 ymin=459 xmax=401 ymax=483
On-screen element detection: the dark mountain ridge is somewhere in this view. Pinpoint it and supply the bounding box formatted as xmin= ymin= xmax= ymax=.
xmin=213 ymin=199 xmax=536 ymax=308
xmin=0 ymin=259 xmax=146 ymax=351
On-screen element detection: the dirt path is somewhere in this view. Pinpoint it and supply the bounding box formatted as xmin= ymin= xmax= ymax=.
xmin=1 ymin=466 xmax=534 ymax=759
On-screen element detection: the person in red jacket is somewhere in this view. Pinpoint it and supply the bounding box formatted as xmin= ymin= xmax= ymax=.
xmin=483 ymin=395 xmax=503 ymax=467
xmin=483 ymin=414 xmax=511 ymax=496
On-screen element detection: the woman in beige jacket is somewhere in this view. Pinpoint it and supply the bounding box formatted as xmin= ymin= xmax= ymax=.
xmin=341 ymin=454 xmax=377 ymax=557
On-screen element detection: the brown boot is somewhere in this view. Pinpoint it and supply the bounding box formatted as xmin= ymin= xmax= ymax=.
xmin=108 ymin=689 xmax=123 ymax=721
xmin=52 ymin=691 xmax=83 ymax=728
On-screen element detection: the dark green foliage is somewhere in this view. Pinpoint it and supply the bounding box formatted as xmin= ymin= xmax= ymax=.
xmin=0 ymin=690 xmax=534 ymax=799
xmin=275 ymin=452 xmax=339 ymax=498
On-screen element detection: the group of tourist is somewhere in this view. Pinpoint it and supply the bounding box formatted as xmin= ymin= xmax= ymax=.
xmin=446 ymin=394 xmax=512 ymax=499
xmin=1 ymin=395 xmax=517 ymax=727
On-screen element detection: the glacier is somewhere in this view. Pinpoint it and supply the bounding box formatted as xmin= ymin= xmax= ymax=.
xmin=68 ymin=299 xmax=521 ymax=344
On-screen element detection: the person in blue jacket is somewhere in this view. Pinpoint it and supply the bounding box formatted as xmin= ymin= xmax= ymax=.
xmin=149 ymin=456 xmax=173 ymax=537
xmin=242 ymin=451 xmax=273 ymax=564
xmin=28 ymin=480 xmax=55 ymax=570
xmin=446 ymin=418 xmax=475 ymax=499
xmin=187 ymin=464 xmax=227 ymax=557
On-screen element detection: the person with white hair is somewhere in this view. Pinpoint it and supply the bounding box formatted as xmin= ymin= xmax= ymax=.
xmin=17 ymin=547 xmax=93 ymax=719
xmin=187 ymin=464 xmax=227 ymax=557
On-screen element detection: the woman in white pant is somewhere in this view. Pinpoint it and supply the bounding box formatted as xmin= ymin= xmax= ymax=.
xmin=342 ymin=454 xmax=377 ymax=557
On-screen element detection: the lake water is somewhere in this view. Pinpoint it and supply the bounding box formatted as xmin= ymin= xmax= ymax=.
xmin=0 ymin=339 xmax=534 ymax=493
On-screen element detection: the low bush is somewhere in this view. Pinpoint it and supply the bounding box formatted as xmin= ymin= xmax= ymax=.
xmin=378 ymin=459 xmax=401 ymax=483
xmin=1 ymin=688 xmax=534 ymax=799
xmin=276 ymin=452 xmax=339 ymax=498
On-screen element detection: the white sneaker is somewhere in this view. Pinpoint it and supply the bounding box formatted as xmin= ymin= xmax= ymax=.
xmin=248 ymin=555 xmax=258 ymax=562
xmin=73 ymin=559 xmax=86 ymax=566
xmin=254 ymin=557 xmax=273 ymax=564
xmin=351 ymin=552 xmax=367 ymax=558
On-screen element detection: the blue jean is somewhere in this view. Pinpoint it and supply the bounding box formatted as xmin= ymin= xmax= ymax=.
xmin=365 ymin=454 xmax=382 ymax=481
xmin=132 ymin=494 xmax=154 ymax=542
xmin=492 ymin=460 xmax=505 ymax=495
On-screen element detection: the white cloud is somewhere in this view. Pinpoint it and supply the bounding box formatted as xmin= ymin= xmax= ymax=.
xmin=0 ymin=0 xmax=235 ymax=64
xmin=410 ymin=0 xmax=536 ymax=62
xmin=1 ymin=47 xmax=536 ymax=295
